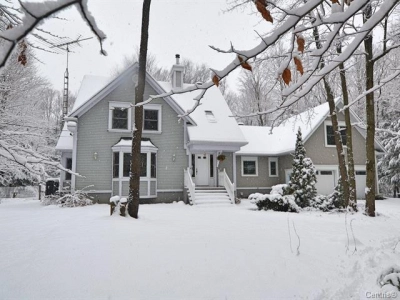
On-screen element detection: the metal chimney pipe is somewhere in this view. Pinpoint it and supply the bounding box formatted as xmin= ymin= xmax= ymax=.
xmin=175 ymin=54 xmax=180 ymax=65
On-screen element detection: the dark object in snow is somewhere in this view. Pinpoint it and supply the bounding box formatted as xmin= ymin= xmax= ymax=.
xmin=45 ymin=178 xmax=59 ymax=196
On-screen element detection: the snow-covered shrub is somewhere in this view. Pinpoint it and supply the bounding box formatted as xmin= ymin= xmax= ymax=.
xmin=377 ymin=265 xmax=400 ymax=291
xmin=249 ymin=193 xmax=299 ymax=212
xmin=286 ymin=128 xmax=317 ymax=207
xmin=57 ymin=189 xmax=93 ymax=207
xmin=270 ymin=184 xmax=288 ymax=196
xmin=311 ymin=178 xmax=345 ymax=211
xmin=41 ymin=194 xmax=59 ymax=206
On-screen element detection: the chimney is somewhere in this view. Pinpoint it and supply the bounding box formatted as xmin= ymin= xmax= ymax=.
xmin=171 ymin=54 xmax=184 ymax=89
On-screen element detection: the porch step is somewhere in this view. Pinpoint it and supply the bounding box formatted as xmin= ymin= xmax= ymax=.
xmin=189 ymin=186 xmax=232 ymax=205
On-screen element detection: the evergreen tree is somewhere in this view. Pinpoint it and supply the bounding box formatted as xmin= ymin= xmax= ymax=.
xmin=379 ymin=118 xmax=400 ymax=196
xmin=287 ymin=128 xmax=317 ymax=207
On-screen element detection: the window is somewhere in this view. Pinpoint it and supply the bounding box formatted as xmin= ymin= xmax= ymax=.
xmin=356 ymin=170 xmax=366 ymax=175
xmin=326 ymin=124 xmax=347 ymax=146
xmin=241 ymin=157 xmax=258 ymax=176
xmin=123 ymin=153 xmax=131 ymax=177
xmin=143 ymin=104 xmax=161 ymax=133
xmin=144 ymin=110 xmax=158 ymax=131
xmin=109 ymin=102 xmax=131 ymax=131
xmin=151 ymin=153 xmax=157 ymax=178
xmin=140 ymin=153 xmax=147 ymax=177
xmin=205 ymin=110 xmax=216 ymax=123
xmin=113 ymin=153 xmax=119 ymax=178
xmin=66 ymin=158 xmax=72 ymax=180
xmin=113 ymin=108 xmax=128 ymax=129
xmin=113 ymin=152 xmax=157 ymax=178
xmin=269 ymin=157 xmax=278 ymax=177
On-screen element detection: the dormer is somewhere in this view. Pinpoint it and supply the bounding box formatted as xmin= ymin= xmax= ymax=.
xmin=171 ymin=54 xmax=185 ymax=89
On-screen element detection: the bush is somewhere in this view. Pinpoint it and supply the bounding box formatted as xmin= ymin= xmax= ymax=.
xmin=270 ymin=184 xmax=289 ymax=196
xmin=249 ymin=193 xmax=299 ymax=212
xmin=377 ymin=265 xmax=400 ymax=291
xmin=41 ymin=187 xmax=93 ymax=207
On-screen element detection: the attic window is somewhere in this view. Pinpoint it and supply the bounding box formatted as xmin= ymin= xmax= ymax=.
xmin=205 ymin=110 xmax=216 ymax=123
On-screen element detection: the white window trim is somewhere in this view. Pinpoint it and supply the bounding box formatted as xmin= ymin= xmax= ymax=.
xmin=241 ymin=156 xmax=258 ymax=177
xmin=143 ymin=104 xmax=162 ymax=134
xmin=324 ymin=121 xmax=346 ymax=148
xmin=268 ymin=157 xmax=279 ymax=177
xmin=108 ymin=102 xmax=132 ymax=132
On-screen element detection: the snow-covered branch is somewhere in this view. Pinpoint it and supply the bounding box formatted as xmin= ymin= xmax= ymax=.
xmin=0 ymin=0 xmax=106 ymax=69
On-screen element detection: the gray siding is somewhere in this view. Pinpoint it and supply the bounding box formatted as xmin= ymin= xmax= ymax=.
xmin=236 ymin=156 xmax=281 ymax=188
xmin=304 ymin=117 xmax=367 ymax=165
xmin=218 ymin=152 xmax=234 ymax=180
xmin=75 ymin=73 xmax=187 ymax=200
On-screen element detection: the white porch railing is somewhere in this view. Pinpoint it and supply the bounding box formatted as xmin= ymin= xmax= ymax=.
xmin=219 ymin=168 xmax=235 ymax=204
xmin=184 ymin=168 xmax=196 ymax=205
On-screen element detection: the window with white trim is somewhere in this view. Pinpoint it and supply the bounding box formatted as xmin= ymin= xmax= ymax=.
xmin=109 ymin=102 xmax=131 ymax=131
xmin=241 ymin=157 xmax=258 ymax=176
xmin=325 ymin=124 xmax=347 ymax=146
xmin=143 ymin=104 xmax=161 ymax=133
xmin=268 ymin=157 xmax=278 ymax=177
xmin=112 ymin=151 xmax=157 ymax=179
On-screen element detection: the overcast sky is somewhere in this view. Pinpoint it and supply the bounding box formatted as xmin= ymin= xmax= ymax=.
xmin=33 ymin=0 xmax=272 ymax=95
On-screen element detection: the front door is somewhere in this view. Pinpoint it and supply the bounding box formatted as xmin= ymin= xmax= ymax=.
xmin=195 ymin=154 xmax=209 ymax=186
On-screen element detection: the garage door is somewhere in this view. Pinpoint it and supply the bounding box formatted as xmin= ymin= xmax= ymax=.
xmin=355 ymin=170 xmax=367 ymax=199
xmin=315 ymin=170 xmax=336 ymax=195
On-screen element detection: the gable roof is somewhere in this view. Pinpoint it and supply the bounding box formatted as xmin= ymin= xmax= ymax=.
xmin=67 ymin=63 xmax=195 ymax=125
xmin=237 ymin=101 xmax=384 ymax=155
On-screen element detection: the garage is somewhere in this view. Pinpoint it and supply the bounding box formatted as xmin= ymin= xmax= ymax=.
xmin=355 ymin=170 xmax=367 ymax=199
xmin=315 ymin=169 xmax=336 ymax=195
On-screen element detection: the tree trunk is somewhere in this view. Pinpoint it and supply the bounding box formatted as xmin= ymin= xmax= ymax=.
xmin=337 ymin=43 xmax=357 ymax=211
xmin=312 ymin=26 xmax=349 ymax=205
xmin=323 ymin=77 xmax=350 ymax=205
xmin=128 ymin=0 xmax=152 ymax=219
xmin=363 ymin=3 xmax=376 ymax=217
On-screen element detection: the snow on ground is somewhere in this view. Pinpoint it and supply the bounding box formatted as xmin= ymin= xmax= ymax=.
xmin=0 ymin=198 xmax=399 ymax=299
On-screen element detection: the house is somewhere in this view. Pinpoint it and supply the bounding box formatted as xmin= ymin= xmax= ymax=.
xmin=56 ymin=55 xmax=384 ymax=204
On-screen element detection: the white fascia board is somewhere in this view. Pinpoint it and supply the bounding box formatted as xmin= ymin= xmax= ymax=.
xmin=188 ymin=141 xmax=245 ymax=152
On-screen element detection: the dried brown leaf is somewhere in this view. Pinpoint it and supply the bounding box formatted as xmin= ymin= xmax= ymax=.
xmin=297 ymin=36 xmax=305 ymax=53
xmin=294 ymin=57 xmax=304 ymax=75
xmin=331 ymin=0 xmax=339 ymax=3
xmin=212 ymin=75 xmax=220 ymax=87
xmin=255 ymin=0 xmax=273 ymax=23
xmin=237 ymin=55 xmax=252 ymax=72
xmin=282 ymin=68 xmax=292 ymax=85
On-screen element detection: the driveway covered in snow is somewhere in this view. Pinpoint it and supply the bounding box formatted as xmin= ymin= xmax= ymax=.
xmin=0 ymin=199 xmax=399 ymax=299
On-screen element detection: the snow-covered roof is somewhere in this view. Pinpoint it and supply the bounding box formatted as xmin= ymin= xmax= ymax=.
xmin=70 ymin=75 xmax=110 ymax=115
xmin=111 ymin=138 xmax=158 ymax=152
xmin=55 ymin=123 xmax=73 ymax=151
xmin=157 ymin=81 xmax=247 ymax=147
xmin=238 ymin=102 xmax=332 ymax=155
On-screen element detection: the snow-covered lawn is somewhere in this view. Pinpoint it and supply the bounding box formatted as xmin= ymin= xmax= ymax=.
xmin=0 ymin=198 xmax=399 ymax=299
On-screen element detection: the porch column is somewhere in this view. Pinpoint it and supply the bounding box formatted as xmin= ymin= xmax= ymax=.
xmin=233 ymin=152 xmax=237 ymax=195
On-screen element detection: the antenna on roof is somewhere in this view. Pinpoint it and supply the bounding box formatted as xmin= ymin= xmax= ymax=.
xmin=52 ymin=36 xmax=93 ymax=117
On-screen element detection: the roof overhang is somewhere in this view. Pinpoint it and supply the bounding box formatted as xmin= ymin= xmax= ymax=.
xmin=187 ymin=140 xmax=247 ymax=152
xmin=111 ymin=138 xmax=158 ymax=152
